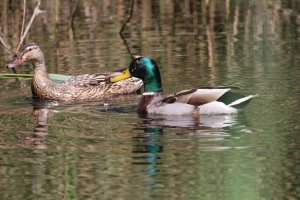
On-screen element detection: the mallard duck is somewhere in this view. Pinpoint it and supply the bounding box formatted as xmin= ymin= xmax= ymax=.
xmin=111 ymin=56 xmax=257 ymax=116
xmin=7 ymin=43 xmax=143 ymax=101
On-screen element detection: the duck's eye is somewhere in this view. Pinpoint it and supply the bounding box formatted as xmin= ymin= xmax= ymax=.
xmin=131 ymin=65 xmax=137 ymax=72
xmin=28 ymin=48 xmax=32 ymax=51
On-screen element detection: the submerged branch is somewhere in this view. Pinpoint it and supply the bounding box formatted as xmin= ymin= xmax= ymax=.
xmin=0 ymin=73 xmax=73 ymax=82
xmin=0 ymin=73 xmax=33 ymax=79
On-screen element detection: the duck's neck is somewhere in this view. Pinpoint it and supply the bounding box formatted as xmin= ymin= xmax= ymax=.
xmin=33 ymin=60 xmax=49 ymax=80
xmin=31 ymin=59 xmax=54 ymax=98
xmin=143 ymin=74 xmax=163 ymax=93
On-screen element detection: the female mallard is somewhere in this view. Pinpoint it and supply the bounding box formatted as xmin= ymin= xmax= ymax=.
xmin=7 ymin=43 xmax=143 ymax=101
xmin=111 ymin=56 xmax=257 ymax=116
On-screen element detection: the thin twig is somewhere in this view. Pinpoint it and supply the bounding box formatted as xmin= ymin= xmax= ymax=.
xmin=69 ymin=0 xmax=79 ymax=29
xmin=119 ymin=0 xmax=135 ymax=59
xmin=120 ymin=31 xmax=133 ymax=59
xmin=21 ymin=0 xmax=27 ymax=37
xmin=119 ymin=0 xmax=135 ymax=34
xmin=0 ymin=35 xmax=15 ymax=54
xmin=16 ymin=0 xmax=41 ymax=53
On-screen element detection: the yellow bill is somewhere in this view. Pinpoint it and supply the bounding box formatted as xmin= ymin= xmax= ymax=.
xmin=110 ymin=68 xmax=131 ymax=82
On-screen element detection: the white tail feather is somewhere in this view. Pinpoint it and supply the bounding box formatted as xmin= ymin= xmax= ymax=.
xmin=228 ymin=94 xmax=258 ymax=107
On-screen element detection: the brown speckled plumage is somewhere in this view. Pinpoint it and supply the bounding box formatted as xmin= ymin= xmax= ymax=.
xmin=8 ymin=43 xmax=143 ymax=101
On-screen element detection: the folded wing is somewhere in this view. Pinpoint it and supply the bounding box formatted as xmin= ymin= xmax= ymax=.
xmin=162 ymin=88 xmax=231 ymax=106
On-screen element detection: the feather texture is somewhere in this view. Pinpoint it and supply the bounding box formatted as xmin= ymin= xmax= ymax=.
xmin=140 ymin=89 xmax=255 ymax=115
xmin=111 ymin=57 xmax=257 ymax=116
xmin=7 ymin=43 xmax=143 ymax=101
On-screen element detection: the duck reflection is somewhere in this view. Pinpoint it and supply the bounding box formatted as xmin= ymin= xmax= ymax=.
xmin=132 ymin=127 xmax=163 ymax=171
xmin=20 ymin=100 xmax=57 ymax=149
xmin=131 ymin=114 xmax=240 ymax=190
xmin=145 ymin=114 xmax=238 ymax=129
xmin=131 ymin=126 xmax=163 ymax=190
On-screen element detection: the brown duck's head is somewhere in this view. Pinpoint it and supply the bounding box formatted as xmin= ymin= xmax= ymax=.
xmin=7 ymin=43 xmax=44 ymax=69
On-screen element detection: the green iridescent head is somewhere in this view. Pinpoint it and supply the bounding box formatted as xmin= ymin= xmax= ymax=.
xmin=111 ymin=57 xmax=163 ymax=93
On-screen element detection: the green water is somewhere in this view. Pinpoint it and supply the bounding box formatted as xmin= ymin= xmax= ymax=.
xmin=0 ymin=1 xmax=300 ymax=199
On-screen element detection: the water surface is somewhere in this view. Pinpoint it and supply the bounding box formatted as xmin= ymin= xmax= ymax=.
xmin=0 ymin=1 xmax=300 ymax=199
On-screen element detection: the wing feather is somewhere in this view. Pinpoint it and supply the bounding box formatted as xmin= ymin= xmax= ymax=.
xmin=161 ymin=88 xmax=231 ymax=106
xmin=58 ymin=72 xmax=123 ymax=87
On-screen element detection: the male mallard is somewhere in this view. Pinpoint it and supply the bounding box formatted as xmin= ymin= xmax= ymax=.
xmin=111 ymin=56 xmax=257 ymax=116
xmin=7 ymin=43 xmax=143 ymax=101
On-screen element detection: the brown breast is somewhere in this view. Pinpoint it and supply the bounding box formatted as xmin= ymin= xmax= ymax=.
xmin=137 ymin=93 xmax=160 ymax=115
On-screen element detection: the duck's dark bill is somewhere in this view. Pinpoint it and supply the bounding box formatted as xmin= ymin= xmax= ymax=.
xmin=7 ymin=57 xmax=22 ymax=68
